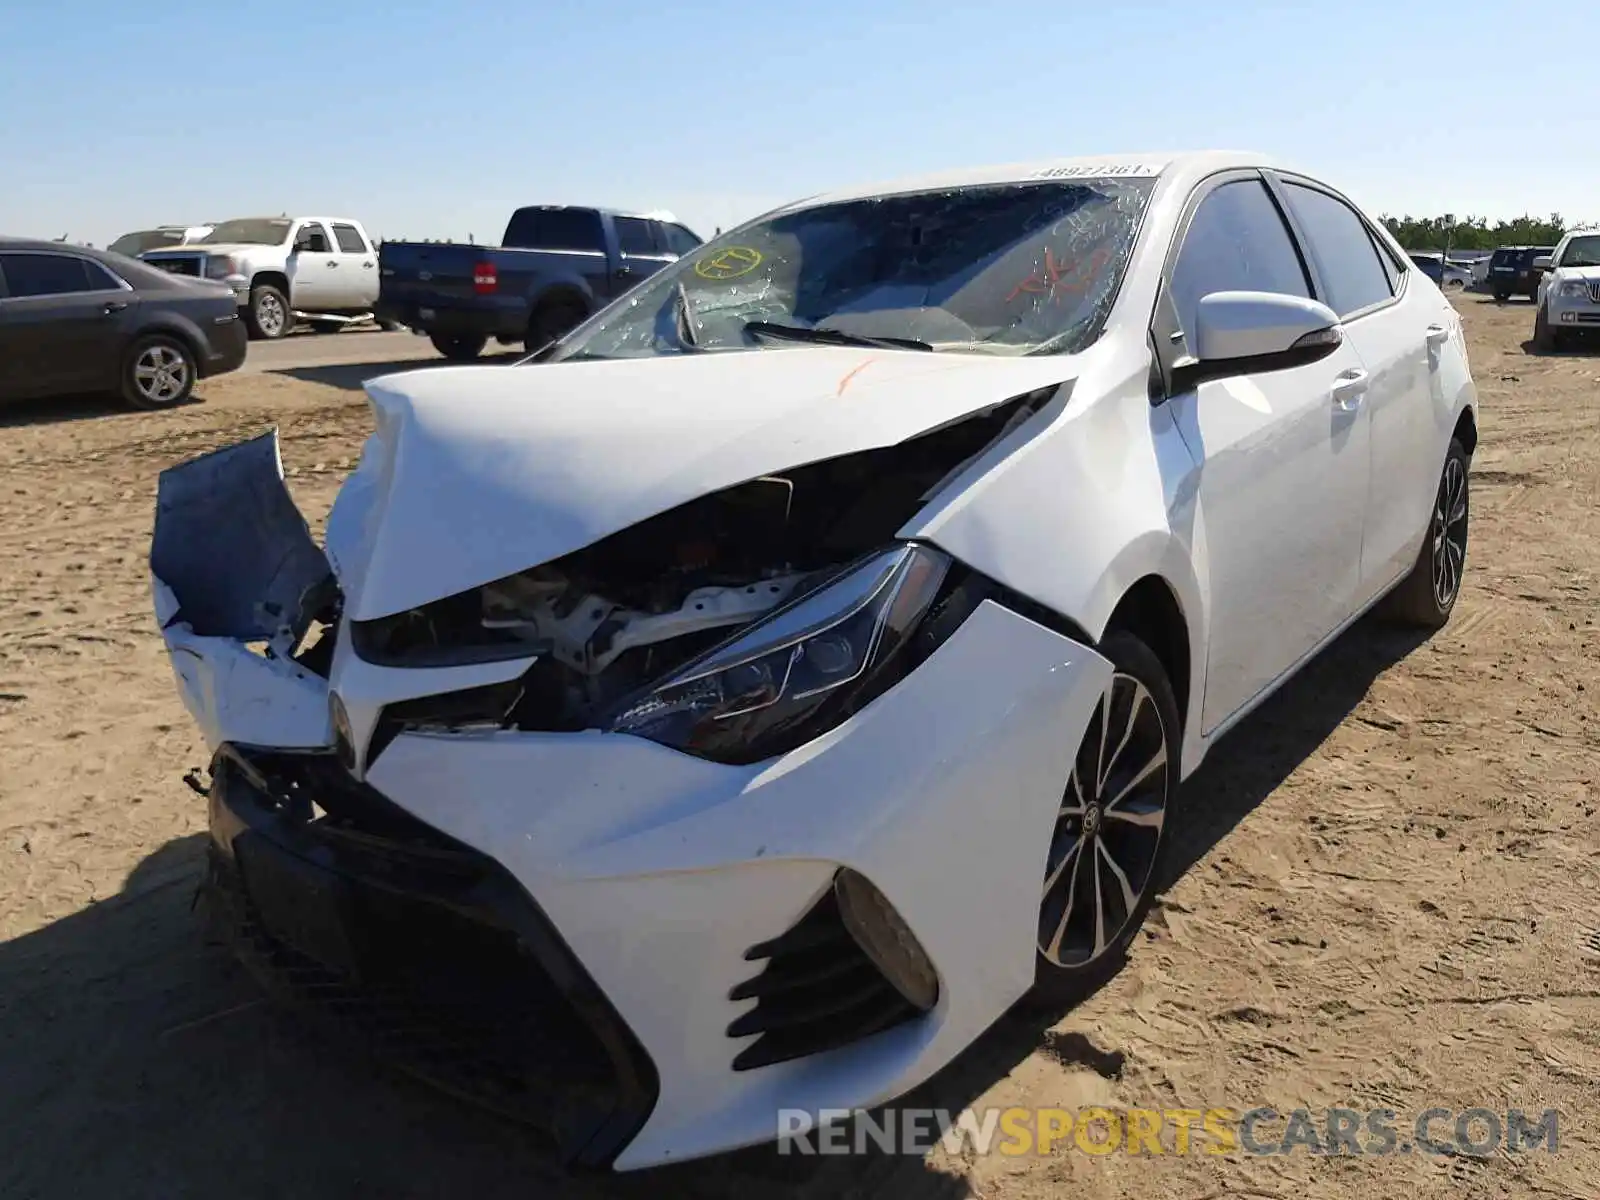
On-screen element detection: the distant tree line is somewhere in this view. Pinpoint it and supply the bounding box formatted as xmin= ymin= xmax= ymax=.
xmin=1381 ymin=213 xmax=1570 ymax=252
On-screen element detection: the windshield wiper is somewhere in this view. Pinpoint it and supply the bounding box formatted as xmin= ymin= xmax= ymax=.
xmin=743 ymin=321 xmax=932 ymax=352
xmin=674 ymin=281 xmax=701 ymax=350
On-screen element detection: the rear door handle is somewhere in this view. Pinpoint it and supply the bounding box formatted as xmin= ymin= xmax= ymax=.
xmin=327 ymin=261 xmax=339 ymax=268
xmin=1425 ymin=323 xmax=1450 ymax=346
xmin=1331 ymin=368 xmax=1369 ymax=411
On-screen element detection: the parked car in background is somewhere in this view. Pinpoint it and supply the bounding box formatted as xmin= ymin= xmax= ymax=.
xmin=1486 ymin=245 xmax=1555 ymax=301
xmin=140 ymin=216 xmax=385 ymax=340
xmin=375 ymin=206 xmax=702 ymax=360
xmin=1407 ymin=253 xmax=1472 ymax=289
xmin=108 ymin=224 xmax=214 ymax=259
xmin=1471 ymin=256 xmax=1493 ymax=288
xmin=1531 ymin=228 xmax=1600 ymax=351
xmin=0 ymin=237 xmax=246 ymax=409
xmin=1408 ymin=252 xmax=1446 ymax=284
xmin=151 ymin=151 xmax=1477 ymax=1170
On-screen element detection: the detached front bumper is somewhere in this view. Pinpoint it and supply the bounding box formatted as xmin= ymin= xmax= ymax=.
xmin=152 ymin=432 xmax=1114 ymax=1170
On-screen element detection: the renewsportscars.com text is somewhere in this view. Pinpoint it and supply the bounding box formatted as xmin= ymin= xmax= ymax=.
xmin=776 ymin=1106 xmax=1561 ymax=1158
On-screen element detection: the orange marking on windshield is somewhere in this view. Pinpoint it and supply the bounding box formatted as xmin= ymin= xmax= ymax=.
xmin=837 ymin=358 xmax=878 ymax=396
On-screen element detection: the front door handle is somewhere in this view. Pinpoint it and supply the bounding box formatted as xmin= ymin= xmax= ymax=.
xmin=1331 ymin=368 xmax=1369 ymax=411
xmin=102 ymin=300 xmax=128 ymax=315
xmin=327 ymin=261 xmax=339 ymax=268
xmin=1425 ymin=323 xmax=1450 ymax=347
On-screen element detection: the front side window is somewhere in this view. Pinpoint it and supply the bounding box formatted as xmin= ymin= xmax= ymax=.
xmin=549 ymin=178 xmax=1155 ymax=360
xmin=614 ymin=217 xmax=658 ymax=256
xmin=296 ymin=223 xmax=333 ymax=252
xmin=332 ymin=223 xmax=368 ymax=254
xmin=1557 ymin=235 xmax=1600 ymax=268
xmin=1169 ymin=179 xmax=1310 ymax=341
xmin=196 ymin=218 xmax=292 ymax=246
xmin=662 ymin=223 xmax=701 ymax=256
xmin=1281 ymin=182 xmax=1393 ymax=317
xmin=0 ymin=253 xmax=94 ymax=298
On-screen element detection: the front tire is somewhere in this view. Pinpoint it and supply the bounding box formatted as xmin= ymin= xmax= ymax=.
xmin=1533 ymin=306 xmax=1556 ymax=353
xmin=1028 ymin=630 xmax=1181 ymax=1008
xmin=1381 ymin=438 xmax=1470 ymax=629
xmin=120 ymin=334 xmax=196 ymax=410
xmin=247 ymin=284 xmax=291 ymax=340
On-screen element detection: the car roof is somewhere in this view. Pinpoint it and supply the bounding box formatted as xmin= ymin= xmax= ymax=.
xmin=790 ymin=150 xmax=1282 ymax=210
xmin=0 ymin=236 xmax=111 ymax=255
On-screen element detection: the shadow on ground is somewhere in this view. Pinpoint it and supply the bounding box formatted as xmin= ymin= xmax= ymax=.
xmin=272 ymin=352 xmax=524 ymax=392
xmin=0 ymin=615 xmax=1427 ymax=1200
xmin=0 ymin=392 xmax=206 ymax=429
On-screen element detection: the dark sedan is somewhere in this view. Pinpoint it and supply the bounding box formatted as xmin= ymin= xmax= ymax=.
xmin=0 ymin=237 xmax=247 ymax=410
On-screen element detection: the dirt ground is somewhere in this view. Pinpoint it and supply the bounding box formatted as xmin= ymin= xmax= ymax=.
xmin=1 ymin=299 xmax=1596 ymax=1200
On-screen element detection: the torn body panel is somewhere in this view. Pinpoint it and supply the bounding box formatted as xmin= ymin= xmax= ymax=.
xmin=151 ymin=432 xmax=337 ymax=751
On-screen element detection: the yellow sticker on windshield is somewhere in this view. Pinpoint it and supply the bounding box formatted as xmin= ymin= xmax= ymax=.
xmin=694 ymin=246 xmax=763 ymax=280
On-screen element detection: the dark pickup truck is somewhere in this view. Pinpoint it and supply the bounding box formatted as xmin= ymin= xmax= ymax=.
xmin=375 ymin=206 xmax=702 ymax=360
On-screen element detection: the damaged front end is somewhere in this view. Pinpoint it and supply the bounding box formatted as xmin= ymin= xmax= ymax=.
xmin=150 ymin=382 xmax=1057 ymax=774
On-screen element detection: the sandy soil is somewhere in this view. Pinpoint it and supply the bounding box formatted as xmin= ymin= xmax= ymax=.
xmin=1 ymin=299 xmax=1596 ymax=1200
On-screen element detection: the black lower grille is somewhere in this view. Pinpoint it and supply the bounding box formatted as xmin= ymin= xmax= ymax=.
xmin=727 ymin=886 xmax=920 ymax=1071
xmin=203 ymin=746 xmax=657 ymax=1166
xmin=151 ymin=256 xmax=203 ymax=277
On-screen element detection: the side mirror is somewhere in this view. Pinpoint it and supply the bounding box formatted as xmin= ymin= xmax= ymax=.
xmin=1173 ymin=291 xmax=1342 ymax=391
xmin=1532 ymin=255 xmax=1553 ymax=270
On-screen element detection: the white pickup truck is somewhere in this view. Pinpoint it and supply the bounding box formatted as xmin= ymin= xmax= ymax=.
xmin=140 ymin=215 xmax=390 ymax=340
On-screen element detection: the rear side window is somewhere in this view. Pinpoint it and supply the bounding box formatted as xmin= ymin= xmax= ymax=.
xmin=0 ymin=253 xmax=95 ymax=297
xmin=1170 ymin=179 xmax=1311 ymax=340
xmin=1281 ymin=182 xmax=1393 ymax=317
xmin=331 ymin=223 xmax=368 ymax=254
xmin=614 ymin=217 xmax=658 ymax=255
xmin=504 ymin=208 xmax=604 ymax=252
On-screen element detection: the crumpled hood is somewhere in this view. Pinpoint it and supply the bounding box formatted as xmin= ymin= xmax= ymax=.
xmin=328 ymin=347 xmax=1084 ymax=621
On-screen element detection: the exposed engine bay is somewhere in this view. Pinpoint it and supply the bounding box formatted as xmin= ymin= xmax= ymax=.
xmin=343 ymin=388 xmax=1053 ymax=734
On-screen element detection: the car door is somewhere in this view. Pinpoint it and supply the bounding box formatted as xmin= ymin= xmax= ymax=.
xmin=0 ymin=251 xmax=136 ymax=400
xmin=1274 ymin=175 xmax=1437 ymax=606
xmin=1159 ymin=174 xmax=1372 ymax=735
xmin=330 ymin=222 xmax=378 ymax=308
xmin=286 ymin=221 xmax=339 ymax=310
xmin=613 ymin=216 xmax=676 ymax=293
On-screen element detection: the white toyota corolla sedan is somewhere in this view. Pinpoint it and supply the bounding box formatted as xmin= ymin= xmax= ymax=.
xmin=151 ymin=151 xmax=1477 ymax=1170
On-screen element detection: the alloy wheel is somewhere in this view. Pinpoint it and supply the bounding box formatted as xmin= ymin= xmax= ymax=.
xmin=1038 ymin=672 xmax=1169 ymax=968
xmin=133 ymin=344 xmax=190 ymax=405
xmin=1431 ymin=456 xmax=1468 ymax=608
xmin=257 ymin=292 xmax=286 ymax=336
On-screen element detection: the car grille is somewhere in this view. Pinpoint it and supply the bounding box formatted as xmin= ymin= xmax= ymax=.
xmin=150 ymin=255 xmax=204 ymax=277
xmin=727 ymin=886 xmax=920 ymax=1071
xmin=203 ymin=747 xmax=658 ymax=1165
xmin=1587 ymin=281 xmax=1600 ymax=304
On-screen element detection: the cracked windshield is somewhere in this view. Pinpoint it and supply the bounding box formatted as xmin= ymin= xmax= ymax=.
xmin=549 ymin=177 xmax=1154 ymax=361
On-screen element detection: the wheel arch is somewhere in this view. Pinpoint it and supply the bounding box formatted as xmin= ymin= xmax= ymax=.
xmin=1102 ymin=574 xmax=1193 ymax=738
xmin=250 ymin=269 xmax=290 ymax=298
xmin=128 ymin=317 xmax=206 ymax=371
xmin=1452 ymin=403 xmax=1478 ymax=458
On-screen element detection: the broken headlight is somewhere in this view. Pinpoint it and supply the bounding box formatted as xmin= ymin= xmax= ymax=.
xmin=603 ymin=543 xmax=950 ymax=763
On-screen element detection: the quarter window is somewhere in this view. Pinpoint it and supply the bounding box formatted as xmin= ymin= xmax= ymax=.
xmin=1281 ymin=182 xmax=1393 ymax=317
xmin=1170 ymin=179 xmax=1311 ymax=340
xmin=0 ymin=253 xmax=95 ymax=297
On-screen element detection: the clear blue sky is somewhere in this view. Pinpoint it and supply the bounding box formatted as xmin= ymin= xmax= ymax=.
xmin=3 ymin=0 xmax=1595 ymax=246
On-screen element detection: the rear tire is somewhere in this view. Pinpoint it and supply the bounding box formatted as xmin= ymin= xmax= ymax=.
xmin=1027 ymin=630 xmax=1181 ymax=1009
xmin=524 ymin=298 xmax=587 ymax=356
xmin=246 ymin=284 xmax=291 ymax=340
xmin=120 ymin=334 xmax=197 ymax=410
xmin=1381 ymin=438 xmax=1470 ymax=629
xmin=1492 ymin=289 xmax=1509 ymax=303
xmin=428 ymin=332 xmax=487 ymax=361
